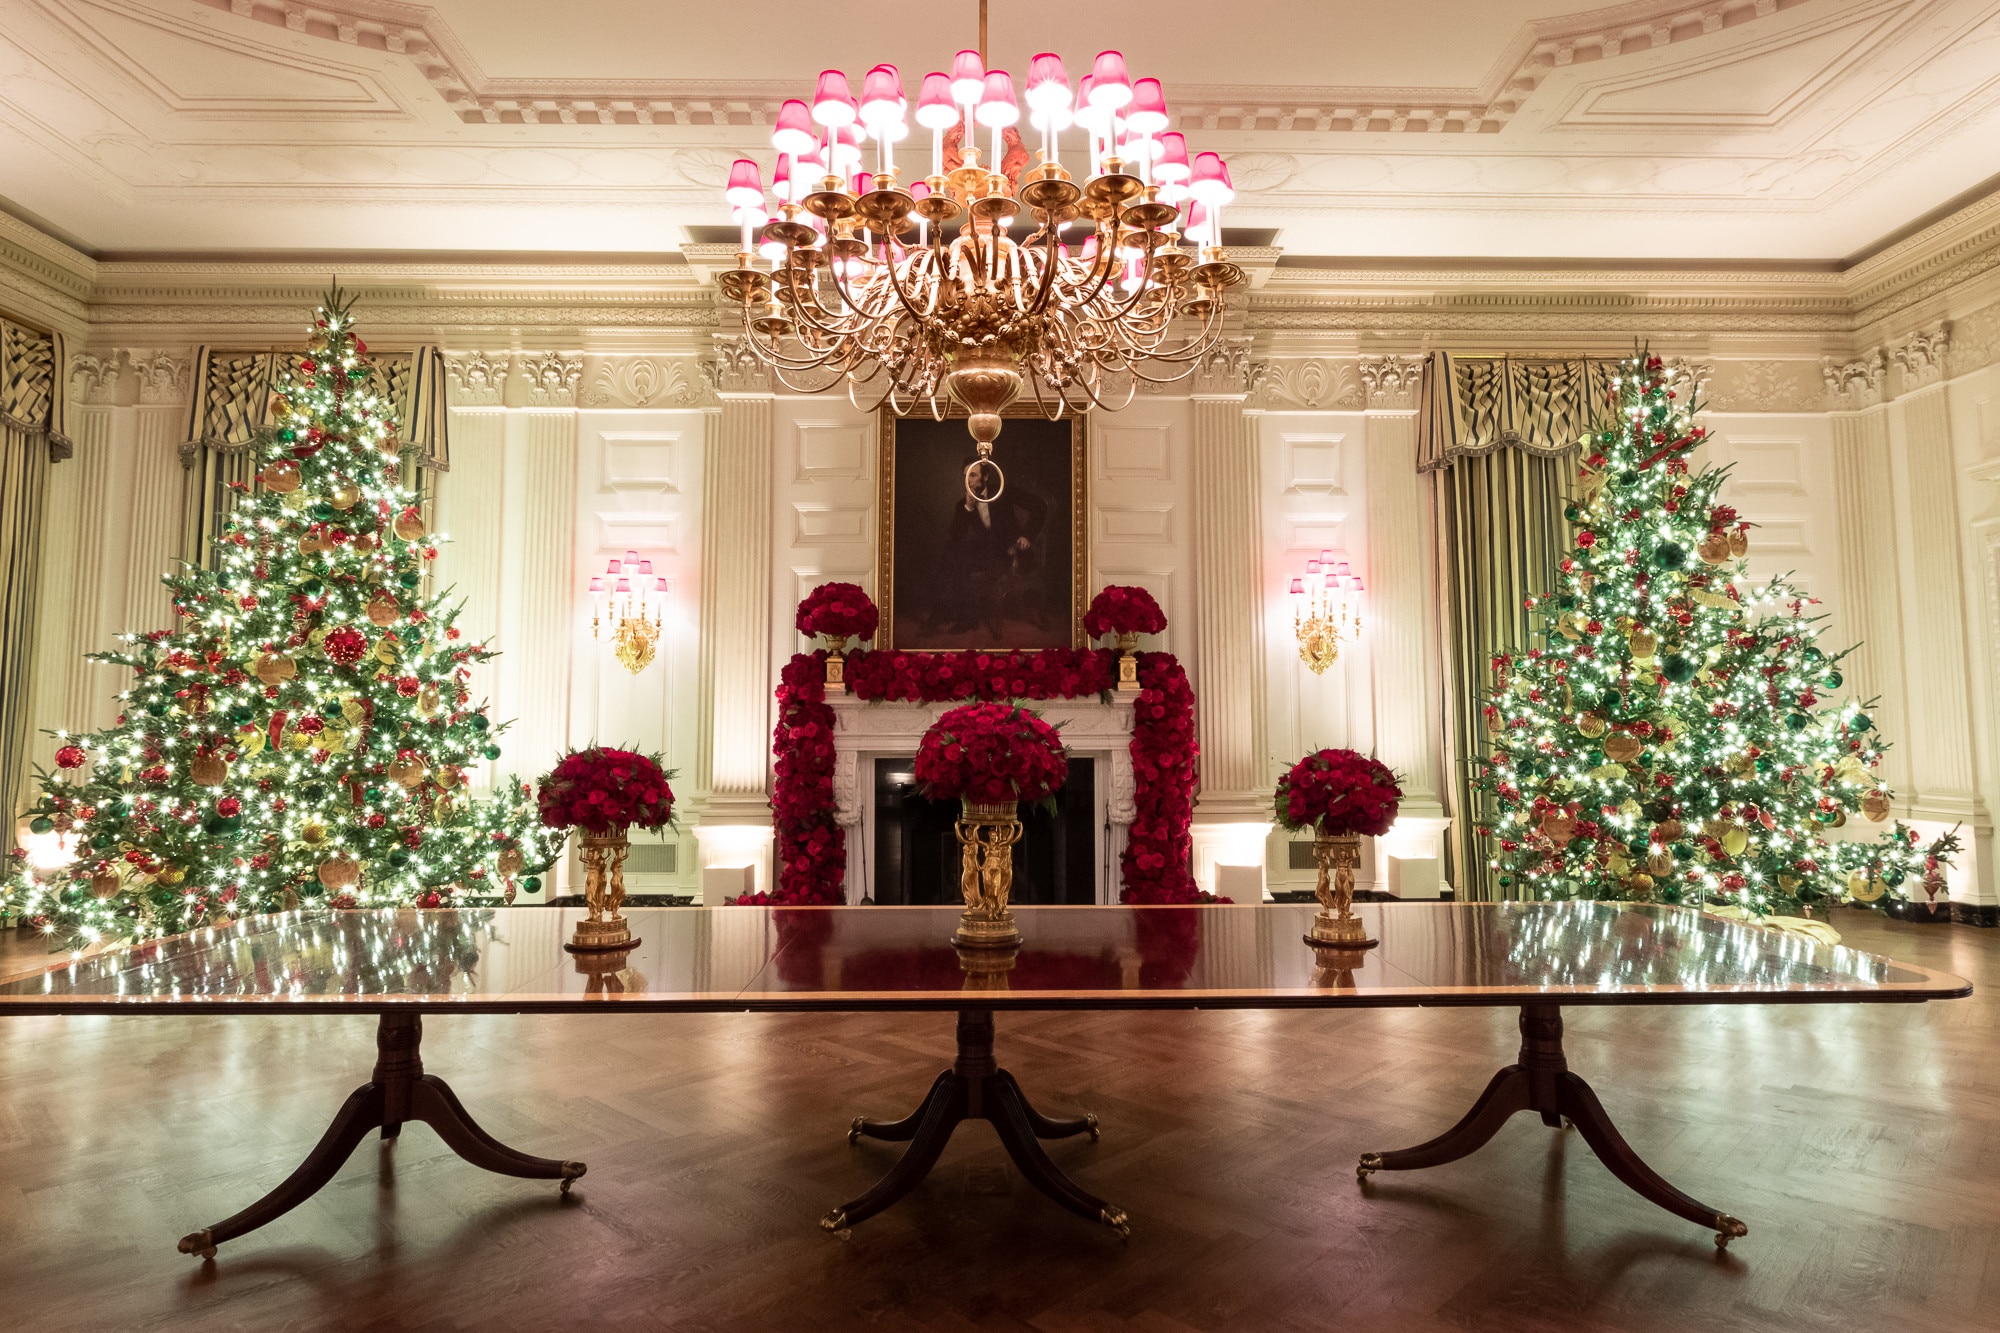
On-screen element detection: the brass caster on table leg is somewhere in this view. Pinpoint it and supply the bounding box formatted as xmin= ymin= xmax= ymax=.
xmin=1100 ymin=1206 xmax=1130 ymax=1241
xmin=1714 ymin=1215 xmax=1748 ymax=1250
xmin=847 ymin=1116 xmax=865 ymax=1146
xmin=559 ymin=1161 xmax=587 ymax=1195
xmin=819 ymin=1208 xmax=852 ymax=1240
xmin=177 ymin=1229 xmax=216 ymax=1260
xmin=1084 ymin=1112 xmax=1101 ymax=1143
xmin=1356 ymin=1152 xmax=1383 ymax=1180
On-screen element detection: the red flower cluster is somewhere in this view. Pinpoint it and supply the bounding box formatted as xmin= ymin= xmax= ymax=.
xmin=1274 ymin=749 xmax=1402 ymax=838
xmin=1083 ymin=585 xmax=1167 ymax=639
xmin=795 ymin=582 xmax=879 ymax=643
xmin=537 ymin=745 xmax=676 ymax=835
xmin=916 ymin=703 xmax=1068 ymax=806
xmin=321 ymin=627 xmax=368 ymax=665
xmin=758 ymin=647 xmax=1202 ymax=905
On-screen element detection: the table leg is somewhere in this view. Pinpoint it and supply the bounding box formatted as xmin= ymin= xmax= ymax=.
xmin=823 ymin=1008 xmax=1125 ymax=1239
xmin=1356 ymin=1003 xmax=1748 ymax=1250
xmin=177 ymin=1013 xmax=585 ymax=1258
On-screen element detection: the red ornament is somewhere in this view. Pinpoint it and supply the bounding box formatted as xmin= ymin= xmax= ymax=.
xmin=54 ymin=744 xmax=86 ymax=770
xmin=216 ymin=797 xmax=242 ymax=817
xmin=322 ymin=627 xmax=368 ymax=665
xmin=1576 ymin=531 xmax=1598 ymax=549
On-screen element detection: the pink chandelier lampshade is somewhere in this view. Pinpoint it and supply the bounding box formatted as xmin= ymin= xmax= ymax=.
xmin=915 ymin=72 xmax=958 ymax=128
xmin=1087 ymin=51 xmax=1132 ymax=108
xmin=1189 ymin=152 xmax=1234 ymax=207
xmin=812 ymin=70 xmax=857 ymax=127
xmin=1155 ymin=132 xmax=1191 ymax=181
xmin=1025 ymin=53 xmax=1070 ymax=111
xmin=976 ymin=71 xmax=1019 ymax=127
xmin=724 ymin=159 xmax=763 ymax=209
xmin=1127 ymin=78 xmax=1168 ymax=136
xmin=772 ymin=99 xmax=817 ymax=156
xmin=950 ymin=49 xmax=986 ymax=103
xmin=859 ymin=65 xmax=904 ymax=129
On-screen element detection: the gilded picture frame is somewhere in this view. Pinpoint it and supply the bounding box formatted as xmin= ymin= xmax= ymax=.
xmin=876 ymin=408 xmax=1089 ymax=651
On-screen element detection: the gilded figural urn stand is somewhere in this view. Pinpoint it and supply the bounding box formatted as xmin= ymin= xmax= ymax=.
xmin=823 ymin=799 xmax=1127 ymax=1240
xmin=566 ymin=827 xmax=640 ymax=953
xmin=1306 ymin=832 xmax=1376 ymax=949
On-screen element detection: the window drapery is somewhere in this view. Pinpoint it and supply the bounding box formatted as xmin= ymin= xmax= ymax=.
xmin=1422 ymin=353 xmax=1615 ymax=900
xmin=1 ymin=316 xmax=68 ymax=835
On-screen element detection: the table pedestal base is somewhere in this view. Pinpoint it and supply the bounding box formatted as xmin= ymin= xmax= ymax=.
xmin=822 ymin=1008 xmax=1126 ymax=1239
xmin=177 ymin=1013 xmax=585 ymax=1258
xmin=1357 ymin=1003 xmax=1748 ymax=1250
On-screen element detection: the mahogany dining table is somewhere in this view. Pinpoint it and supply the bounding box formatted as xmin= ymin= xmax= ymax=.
xmin=0 ymin=901 xmax=1969 ymax=1256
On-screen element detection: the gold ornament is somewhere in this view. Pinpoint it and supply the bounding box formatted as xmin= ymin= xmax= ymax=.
xmin=1697 ymin=533 xmax=1731 ymax=565
xmin=1851 ymin=876 xmax=1887 ymax=903
xmin=340 ymin=695 xmax=366 ymax=724
xmin=317 ymin=856 xmax=361 ymax=890
xmin=1627 ymin=872 xmax=1655 ymax=897
xmin=388 ymin=756 xmax=429 ymax=789
xmin=190 ymin=754 xmax=228 ymax=786
xmin=417 ymin=683 xmax=440 ymax=716
xmin=1647 ymin=850 xmax=1675 ymax=877
xmin=301 ymin=822 xmax=327 ymax=845
xmin=1728 ymin=529 xmax=1749 ymax=557
xmin=1861 ymin=788 xmax=1892 ymax=822
xmin=434 ymin=765 xmax=462 ymax=790
xmin=1577 ymin=712 xmax=1609 ymax=739
xmin=259 ymin=460 xmax=302 ymax=493
xmin=393 ymin=512 xmax=427 ymax=542
xmin=1602 ymin=733 xmax=1643 ymax=764
xmin=1629 ymin=627 xmax=1658 ymax=660
xmin=1655 ymin=818 xmax=1684 ymax=842
xmin=366 ymin=592 xmax=402 ymax=626
xmin=92 ymin=868 xmax=121 ymax=899
xmin=1542 ymin=811 xmax=1576 ymax=844
xmin=1720 ymin=825 xmax=1750 ymax=857
xmin=255 ymin=651 xmax=297 ymax=686
xmin=373 ymin=636 xmax=400 ymax=665
xmin=300 ymin=532 xmax=328 ymax=555
xmin=329 ymin=480 xmax=361 ymax=510
xmin=497 ymin=848 xmax=525 ymax=876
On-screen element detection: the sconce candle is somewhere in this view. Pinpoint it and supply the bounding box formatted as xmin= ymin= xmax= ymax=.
xmin=1291 ymin=549 xmax=1363 ymax=675
xmin=589 ymin=549 xmax=672 ymax=673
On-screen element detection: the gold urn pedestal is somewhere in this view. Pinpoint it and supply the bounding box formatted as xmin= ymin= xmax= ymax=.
xmin=1115 ymin=632 xmax=1141 ymax=693
xmin=1305 ymin=831 xmax=1377 ymax=950
xmin=954 ymin=800 xmax=1023 ymax=949
xmin=565 ymin=828 xmax=643 ymax=954
xmin=823 ymin=634 xmax=848 ymax=695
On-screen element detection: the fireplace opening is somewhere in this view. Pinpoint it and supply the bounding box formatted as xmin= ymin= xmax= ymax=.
xmin=870 ymin=757 xmax=1097 ymax=906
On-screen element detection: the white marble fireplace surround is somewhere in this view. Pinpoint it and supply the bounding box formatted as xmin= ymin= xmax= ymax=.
xmin=828 ymin=696 xmax=1137 ymax=905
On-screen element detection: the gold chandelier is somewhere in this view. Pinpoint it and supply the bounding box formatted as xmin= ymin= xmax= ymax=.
xmin=717 ymin=38 xmax=1244 ymax=500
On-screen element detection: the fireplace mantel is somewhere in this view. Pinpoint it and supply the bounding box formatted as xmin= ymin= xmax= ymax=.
xmin=826 ymin=696 xmax=1138 ymax=904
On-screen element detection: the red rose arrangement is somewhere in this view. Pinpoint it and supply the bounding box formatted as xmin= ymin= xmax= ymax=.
xmin=1274 ymin=749 xmax=1402 ymax=838
xmin=796 ymin=582 xmax=879 ymax=643
xmin=749 ymin=646 xmax=1202 ymax=906
xmin=536 ymin=745 xmax=676 ymax=835
xmin=1083 ymin=585 xmax=1167 ymax=640
xmin=915 ymin=703 xmax=1068 ymax=807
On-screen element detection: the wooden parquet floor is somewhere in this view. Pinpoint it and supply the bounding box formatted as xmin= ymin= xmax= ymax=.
xmin=2 ymin=908 xmax=1996 ymax=1332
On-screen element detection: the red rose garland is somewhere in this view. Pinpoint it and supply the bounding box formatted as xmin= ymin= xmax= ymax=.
xmin=915 ymin=703 xmax=1068 ymax=805
xmin=746 ymin=647 xmax=1203 ymax=905
xmin=1273 ymin=748 xmax=1402 ymax=838
xmin=795 ymin=582 xmax=879 ymax=642
xmin=537 ymin=745 xmax=677 ymax=835
xmin=1082 ymin=585 xmax=1167 ymax=639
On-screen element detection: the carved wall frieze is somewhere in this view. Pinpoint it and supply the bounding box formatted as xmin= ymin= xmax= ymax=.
xmin=1700 ymin=360 xmax=1821 ymax=413
xmin=1946 ymin=299 xmax=2000 ymax=381
xmin=66 ymin=349 xmax=191 ymax=407
xmin=516 ymin=352 xmax=584 ymax=407
xmin=581 ymin=355 xmax=712 ymax=409
xmin=1890 ymin=322 xmax=1952 ymax=393
xmin=1249 ymin=358 xmax=1362 ymax=411
xmin=1822 ymin=351 xmax=1887 ymax=411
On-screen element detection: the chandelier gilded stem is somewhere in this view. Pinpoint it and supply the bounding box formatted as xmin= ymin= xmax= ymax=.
xmin=716 ymin=46 xmax=1245 ymax=500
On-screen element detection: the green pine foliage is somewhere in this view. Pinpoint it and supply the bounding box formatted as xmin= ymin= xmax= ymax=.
xmin=1475 ymin=347 xmax=1957 ymax=917
xmin=4 ymin=292 xmax=563 ymax=950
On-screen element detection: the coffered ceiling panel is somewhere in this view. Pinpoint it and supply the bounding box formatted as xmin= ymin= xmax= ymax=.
xmin=0 ymin=0 xmax=1995 ymax=260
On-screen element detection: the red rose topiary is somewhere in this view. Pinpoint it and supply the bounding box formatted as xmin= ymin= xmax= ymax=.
xmin=1274 ymin=749 xmax=1402 ymax=838
xmin=536 ymin=745 xmax=676 ymax=835
xmin=796 ymin=582 xmax=879 ymax=643
xmin=1083 ymin=585 xmax=1167 ymax=639
xmin=916 ymin=703 xmax=1069 ymax=807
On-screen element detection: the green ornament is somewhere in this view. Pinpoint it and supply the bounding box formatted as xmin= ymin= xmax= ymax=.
xmin=1754 ymin=757 xmax=1774 ymax=773
xmin=1557 ymin=593 xmax=1576 ymax=610
xmin=1563 ymin=504 xmax=1582 ymax=522
xmin=28 ymin=815 xmax=54 ymax=835
xmin=1654 ymin=542 xmax=1687 ymax=571
xmin=1805 ymin=647 xmax=1825 ymax=664
xmin=1851 ymin=713 xmax=1872 ymax=733
xmin=1601 ymin=689 xmax=1623 ymax=712
xmin=388 ymin=849 xmax=411 ymax=869
xmin=364 ymin=787 xmax=383 ymax=803
xmin=1785 ymin=713 xmax=1810 ymax=732
xmin=482 ymin=743 xmax=502 ymax=761
xmin=470 ymin=713 xmax=490 ymax=732
xmin=302 ymin=578 xmax=324 ymax=595
xmin=301 ymin=782 xmax=327 ymax=802
xmin=398 ymin=572 xmax=420 ymax=589
xmin=1497 ymin=875 xmax=1513 ymax=889
xmin=230 ymin=705 xmax=255 ymax=725
xmin=311 ymin=502 xmax=334 ymax=521
xmin=1620 ymin=470 xmax=1640 ymax=486
xmin=522 ymin=875 xmax=542 ymax=893
xmin=1883 ymin=867 xmax=1906 ymax=887
xmin=1661 ymin=655 xmax=1696 ymax=684
xmin=1822 ymin=672 xmax=1843 ymax=690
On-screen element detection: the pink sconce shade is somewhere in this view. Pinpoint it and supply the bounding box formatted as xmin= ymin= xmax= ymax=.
xmin=1126 ymin=77 xmax=1168 ymax=135
xmin=637 ymin=559 xmax=653 ymax=575
xmin=772 ymin=99 xmax=817 ymax=155
xmin=915 ymin=72 xmax=958 ymax=128
xmin=950 ymin=49 xmax=986 ymax=103
xmin=909 ymin=180 xmax=932 ymax=200
xmin=589 ymin=577 xmax=606 ymax=593
xmin=1348 ymin=577 xmax=1366 ymax=593
xmin=654 ymin=577 xmax=670 ymax=593
xmin=772 ymin=154 xmax=797 ymax=203
xmin=812 ymin=70 xmax=857 ymax=127
xmin=614 ymin=578 xmax=632 ymax=594
xmin=1155 ymin=132 xmax=1191 ymax=181
xmin=1290 ymin=578 xmax=1305 ymax=596
xmin=1333 ymin=560 xmax=1352 ymax=577
xmin=1088 ymin=51 xmax=1132 ymax=108
xmin=852 ymin=171 xmax=874 ymax=197
xmin=859 ymin=64 xmax=904 ymax=128
xmin=1025 ymin=53 xmax=1070 ymax=111
xmin=1189 ymin=152 xmax=1234 ymax=206
xmin=975 ymin=71 xmax=1019 ymax=127
xmin=724 ymin=158 xmax=763 ymax=208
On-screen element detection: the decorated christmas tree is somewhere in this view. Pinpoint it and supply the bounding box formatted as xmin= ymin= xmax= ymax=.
xmin=4 ymin=291 xmax=562 ymax=949
xmin=1475 ymin=347 xmax=1956 ymax=918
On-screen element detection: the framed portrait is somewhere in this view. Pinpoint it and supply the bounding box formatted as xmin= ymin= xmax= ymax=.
xmin=877 ymin=409 xmax=1088 ymax=650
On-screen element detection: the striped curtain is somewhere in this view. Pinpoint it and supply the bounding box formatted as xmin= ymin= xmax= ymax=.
xmin=1421 ymin=352 xmax=1614 ymax=900
xmin=1 ymin=317 xmax=69 ymax=837
xmin=180 ymin=346 xmax=449 ymax=569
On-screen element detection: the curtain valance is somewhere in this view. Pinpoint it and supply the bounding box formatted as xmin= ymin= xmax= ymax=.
xmin=182 ymin=345 xmax=450 ymax=469
xmin=1417 ymin=352 xmax=1619 ymax=473
xmin=1 ymin=317 xmax=70 ymax=462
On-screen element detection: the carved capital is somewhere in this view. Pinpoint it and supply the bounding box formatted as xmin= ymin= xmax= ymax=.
xmin=444 ymin=350 xmax=510 ymax=406
xmin=1192 ymin=339 xmax=1262 ymax=399
xmin=67 ymin=349 xmax=190 ymax=407
xmin=1890 ymin=322 xmax=1951 ymax=392
xmin=1823 ymin=350 xmax=1886 ymax=410
xmin=1358 ymin=354 xmax=1424 ymax=409
xmin=701 ymin=335 xmax=772 ymax=398
xmin=1664 ymin=357 xmax=1713 ymax=404
xmin=516 ymin=351 xmax=584 ymax=407
xmin=69 ymin=352 xmax=121 ymax=406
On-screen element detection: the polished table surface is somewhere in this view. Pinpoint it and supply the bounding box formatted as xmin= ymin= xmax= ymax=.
xmin=0 ymin=901 xmax=1970 ymax=1013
